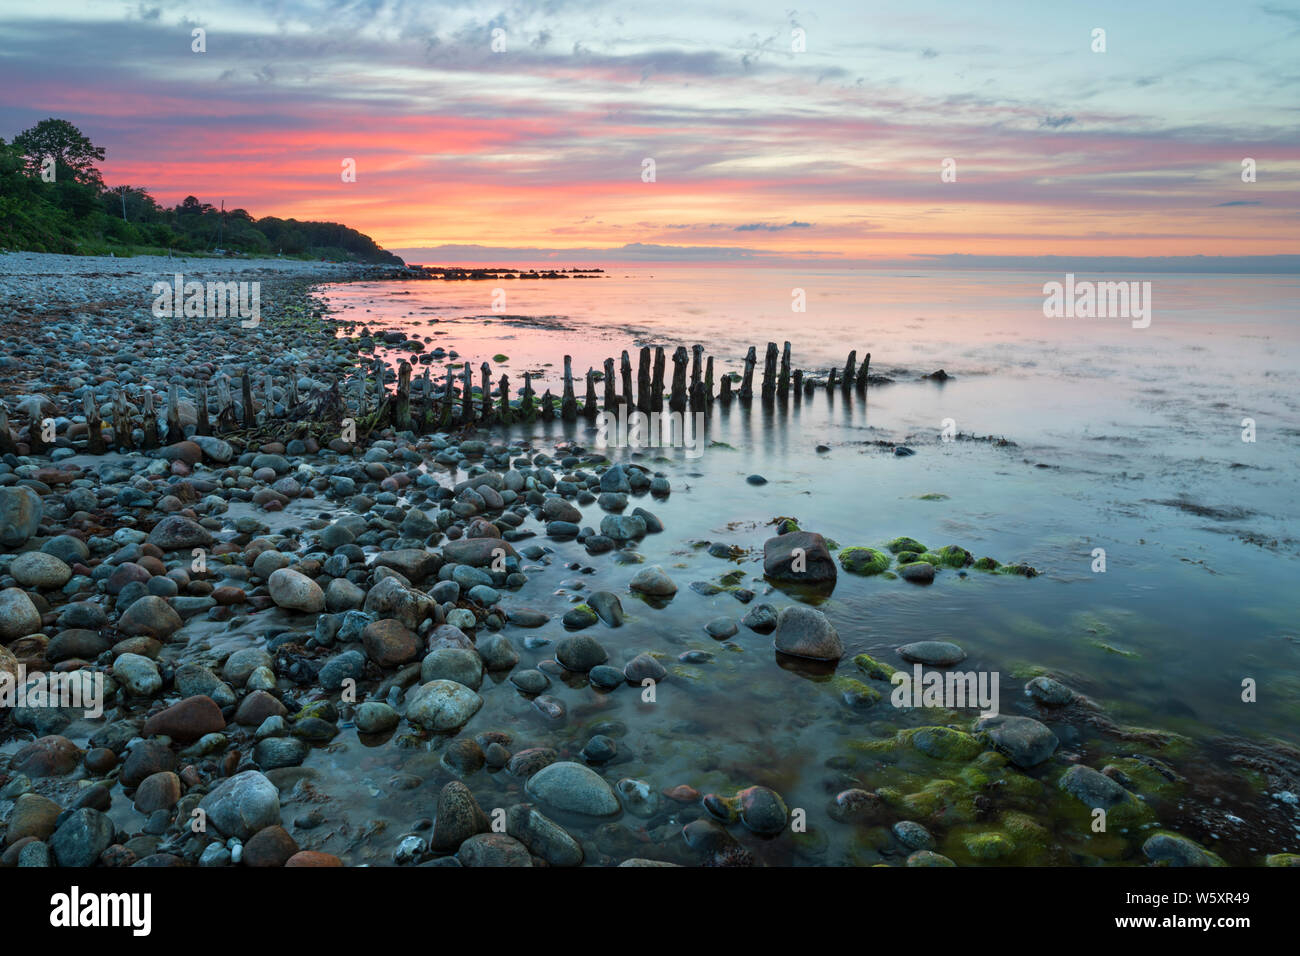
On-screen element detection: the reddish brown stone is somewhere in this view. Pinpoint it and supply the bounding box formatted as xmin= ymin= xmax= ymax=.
xmin=234 ymin=689 xmax=287 ymax=725
xmin=143 ymin=695 xmax=227 ymax=741
xmin=242 ymin=825 xmax=298 ymax=867
xmin=285 ymin=850 xmax=343 ymax=867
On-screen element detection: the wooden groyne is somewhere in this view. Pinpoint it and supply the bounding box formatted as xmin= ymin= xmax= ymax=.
xmin=0 ymin=342 xmax=877 ymax=454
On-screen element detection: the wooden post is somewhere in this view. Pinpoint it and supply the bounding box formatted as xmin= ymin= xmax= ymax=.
xmin=620 ymin=351 xmax=633 ymax=409
xmin=843 ymin=350 xmax=856 ymax=390
xmin=827 ymin=368 xmax=838 ymax=390
xmin=761 ymin=342 xmax=778 ymax=402
xmin=792 ymin=369 xmax=804 ymax=400
xmin=241 ymin=371 xmax=256 ymax=429
xmin=669 ymin=346 xmax=688 ymax=413
xmin=521 ymin=372 xmax=536 ymax=419
xmin=461 ymin=362 xmax=474 ymax=422
xmin=0 ymin=404 xmax=17 ymax=456
xmin=719 ymin=373 xmax=732 ymax=403
xmin=541 ymin=390 xmax=555 ymax=421
xmin=286 ymin=367 xmax=299 ymax=410
xmin=498 ymin=375 xmax=513 ymax=423
xmin=217 ymin=376 xmax=236 ymax=432
xmin=778 ymin=342 xmax=791 ymax=395
xmin=637 ymin=346 xmax=652 ymax=412
xmin=196 ymin=381 xmax=211 ymax=436
xmin=262 ymin=373 xmax=275 ymax=422
xmin=420 ymin=366 xmax=433 ymax=431
xmin=480 ymin=362 xmax=491 ymax=422
xmin=739 ymin=346 xmax=757 ymax=401
xmin=803 ymin=372 xmax=816 ymax=395
xmin=83 ymin=393 xmax=105 ymax=454
xmin=600 ymin=358 xmax=615 ymax=412
xmin=27 ymin=408 xmax=47 ymax=455
xmin=166 ymin=384 xmax=182 ymax=443
xmin=561 ymin=356 xmax=577 ymax=421
xmin=395 ymin=360 xmax=412 ymax=430
xmin=856 ymin=352 xmax=871 ymax=390
xmin=651 ymin=347 xmax=666 ymax=411
xmin=688 ymin=345 xmax=704 ymax=411
xmin=142 ymin=391 xmax=159 ymax=448
xmin=704 ymin=356 xmax=715 ymax=405
xmin=584 ymin=368 xmax=598 ymax=420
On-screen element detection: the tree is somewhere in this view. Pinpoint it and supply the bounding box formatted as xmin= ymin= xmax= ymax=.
xmin=12 ymin=118 xmax=106 ymax=188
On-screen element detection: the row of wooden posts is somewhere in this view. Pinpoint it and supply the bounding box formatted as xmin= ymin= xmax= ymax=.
xmin=0 ymin=342 xmax=871 ymax=454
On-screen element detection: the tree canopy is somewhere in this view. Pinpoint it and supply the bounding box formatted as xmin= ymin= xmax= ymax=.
xmin=0 ymin=119 xmax=403 ymax=264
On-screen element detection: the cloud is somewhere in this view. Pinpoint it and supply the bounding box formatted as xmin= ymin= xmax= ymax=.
xmin=1214 ymin=200 xmax=1262 ymax=206
xmin=735 ymin=220 xmax=813 ymax=232
xmin=1040 ymin=115 xmax=1075 ymax=128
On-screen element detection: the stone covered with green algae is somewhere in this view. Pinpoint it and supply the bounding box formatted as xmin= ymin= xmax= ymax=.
xmin=833 ymin=676 xmax=883 ymax=709
xmin=909 ymin=726 xmax=986 ymax=762
xmin=838 ymin=547 xmax=891 ymax=575
xmin=972 ymin=556 xmax=1000 ymax=571
xmin=1143 ymin=831 xmax=1227 ymax=867
xmin=934 ymin=544 xmax=974 ymax=568
xmin=1265 ymin=853 xmax=1300 ymax=866
xmin=885 ymin=536 xmax=927 ymax=555
xmin=853 ymin=652 xmax=899 ymax=681
xmin=962 ymin=830 xmax=1016 ymax=861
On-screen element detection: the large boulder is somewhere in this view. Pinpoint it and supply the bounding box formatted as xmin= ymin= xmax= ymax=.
xmin=763 ymin=531 xmax=837 ymax=586
xmin=363 ymin=576 xmax=433 ymax=629
xmin=147 ymin=515 xmax=214 ymax=551
xmin=0 ymin=587 xmax=42 ymax=640
xmin=406 ymin=680 xmax=482 ymax=732
xmin=267 ymin=568 xmax=325 ymax=613
xmin=198 ymin=770 xmax=282 ymax=840
xmin=773 ymin=605 xmax=843 ymax=661
xmin=441 ymin=537 xmax=516 ymax=568
xmin=0 ymin=486 xmax=42 ymax=547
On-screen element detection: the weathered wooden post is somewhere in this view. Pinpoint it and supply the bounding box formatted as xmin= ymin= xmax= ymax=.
xmin=521 ymin=372 xmax=536 ymax=419
xmin=689 ymin=345 xmax=705 ymax=411
xmin=286 ymin=367 xmax=299 ymax=410
xmin=461 ymin=362 xmax=474 ymax=422
xmin=196 ymin=381 xmax=211 ymax=436
xmin=479 ymin=362 xmax=492 ymax=422
xmin=166 ymin=384 xmax=183 ymax=443
xmin=719 ymin=372 xmax=732 ymax=403
xmin=419 ymin=367 xmax=433 ymax=430
xmin=843 ymin=350 xmax=856 ymax=390
xmin=561 ymin=355 xmax=577 ymax=422
xmin=669 ymin=347 xmax=689 ymax=412
xmin=395 ymin=360 xmax=412 ymax=430
xmin=241 ymin=371 xmax=256 ymax=429
xmin=112 ymin=388 xmax=134 ymax=450
xmin=498 ymin=374 xmax=513 ymax=424
xmin=651 ymin=347 xmax=666 ymax=410
xmin=585 ymin=369 xmax=599 ymax=420
xmin=603 ymin=358 xmax=617 ymax=412
xmin=856 ymin=352 xmax=871 ymax=390
xmin=704 ymin=356 xmax=715 ymax=405
xmin=739 ymin=346 xmax=757 ymax=401
xmin=142 ymin=391 xmax=159 ymax=448
xmin=637 ymin=346 xmax=652 ymax=412
xmin=827 ymin=367 xmax=838 ymax=390
xmin=620 ymin=351 xmax=634 ymax=408
xmin=541 ymin=390 xmax=555 ymax=421
xmin=792 ymin=369 xmax=804 ymax=401
xmin=217 ymin=376 xmax=236 ymax=432
xmin=778 ymin=342 xmax=791 ymax=396
xmin=262 ymin=373 xmax=275 ymax=423
xmin=761 ymin=342 xmax=778 ymax=402
xmin=84 ymin=393 xmax=105 ymax=455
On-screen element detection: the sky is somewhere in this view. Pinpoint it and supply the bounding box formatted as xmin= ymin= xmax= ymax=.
xmin=0 ymin=0 xmax=1297 ymax=265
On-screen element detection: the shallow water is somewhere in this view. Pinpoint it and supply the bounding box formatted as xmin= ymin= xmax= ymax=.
xmin=218 ymin=270 xmax=1300 ymax=863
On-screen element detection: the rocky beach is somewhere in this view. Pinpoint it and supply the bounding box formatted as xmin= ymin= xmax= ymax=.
xmin=0 ymin=253 xmax=1297 ymax=870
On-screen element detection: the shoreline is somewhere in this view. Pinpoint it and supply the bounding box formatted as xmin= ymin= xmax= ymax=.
xmin=0 ymin=253 xmax=1294 ymax=869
